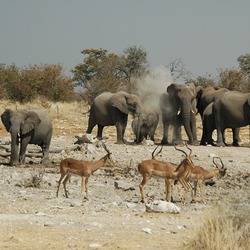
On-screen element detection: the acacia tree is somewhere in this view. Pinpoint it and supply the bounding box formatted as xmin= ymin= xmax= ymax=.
xmin=217 ymin=67 xmax=249 ymax=91
xmin=189 ymin=67 xmax=249 ymax=92
xmin=166 ymin=58 xmax=191 ymax=81
xmin=72 ymin=46 xmax=148 ymax=104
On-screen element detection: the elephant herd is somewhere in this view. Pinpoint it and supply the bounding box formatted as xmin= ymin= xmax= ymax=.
xmin=87 ymin=83 xmax=250 ymax=146
xmin=86 ymin=85 xmax=250 ymax=147
xmin=1 ymin=84 xmax=250 ymax=166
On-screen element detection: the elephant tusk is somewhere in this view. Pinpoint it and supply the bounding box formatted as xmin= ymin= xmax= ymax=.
xmin=177 ymin=110 xmax=181 ymax=115
xmin=191 ymin=110 xmax=195 ymax=114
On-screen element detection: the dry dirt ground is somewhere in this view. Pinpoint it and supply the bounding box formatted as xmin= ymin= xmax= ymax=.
xmin=0 ymin=102 xmax=249 ymax=250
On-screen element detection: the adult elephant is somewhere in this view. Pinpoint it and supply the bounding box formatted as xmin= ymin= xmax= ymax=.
xmin=197 ymin=86 xmax=240 ymax=146
xmin=201 ymin=102 xmax=241 ymax=146
xmin=213 ymin=91 xmax=250 ymax=147
xmin=160 ymin=83 xmax=199 ymax=145
xmin=86 ymin=91 xmax=142 ymax=144
xmin=196 ymin=86 xmax=228 ymax=118
xmin=1 ymin=109 xmax=52 ymax=166
xmin=131 ymin=110 xmax=159 ymax=144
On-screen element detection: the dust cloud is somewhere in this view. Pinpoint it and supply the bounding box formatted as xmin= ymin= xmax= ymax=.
xmin=135 ymin=66 xmax=173 ymax=112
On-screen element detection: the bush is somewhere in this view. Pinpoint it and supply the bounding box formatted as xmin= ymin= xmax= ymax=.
xmin=185 ymin=201 xmax=250 ymax=250
xmin=0 ymin=63 xmax=75 ymax=103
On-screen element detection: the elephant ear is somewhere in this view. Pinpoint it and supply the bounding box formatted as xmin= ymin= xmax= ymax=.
xmin=1 ymin=109 xmax=14 ymax=132
xmin=110 ymin=92 xmax=129 ymax=114
xmin=21 ymin=111 xmax=41 ymax=134
xmin=167 ymin=83 xmax=177 ymax=94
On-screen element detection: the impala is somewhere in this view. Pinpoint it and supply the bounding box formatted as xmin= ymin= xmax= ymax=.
xmin=56 ymin=143 xmax=115 ymax=200
xmin=177 ymin=156 xmax=227 ymax=204
xmin=137 ymin=143 xmax=195 ymax=203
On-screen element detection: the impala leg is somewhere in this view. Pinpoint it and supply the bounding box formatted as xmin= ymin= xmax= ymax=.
xmin=139 ymin=176 xmax=148 ymax=203
xmin=178 ymin=178 xmax=191 ymax=204
xmin=177 ymin=181 xmax=184 ymax=203
xmin=191 ymin=180 xmax=198 ymax=203
xmin=62 ymin=175 xmax=70 ymax=198
xmin=56 ymin=173 xmax=65 ymax=197
xmin=81 ymin=176 xmax=86 ymax=199
xmin=179 ymin=178 xmax=189 ymax=192
xmin=85 ymin=177 xmax=89 ymax=200
xmin=198 ymin=180 xmax=206 ymax=204
xmin=165 ymin=179 xmax=172 ymax=202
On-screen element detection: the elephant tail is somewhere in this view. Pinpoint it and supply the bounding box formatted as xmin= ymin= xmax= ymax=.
xmin=81 ymin=109 xmax=91 ymax=116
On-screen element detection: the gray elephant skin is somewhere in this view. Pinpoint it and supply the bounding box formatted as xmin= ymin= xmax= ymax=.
xmin=196 ymin=86 xmax=228 ymax=117
xmin=159 ymin=83 xmax=198 ymax=145
xmin=213 ymin=91 xmax=250 ymax=147
xmin=1 ymin=108 xmax=53 ymax=166
xmin=86 ymin=91 xmax=142 ymax=144
xmin=131 ymin=110 xmax=159 ymax=144
xmin=197 ymin=86 xmax=240 ymax=146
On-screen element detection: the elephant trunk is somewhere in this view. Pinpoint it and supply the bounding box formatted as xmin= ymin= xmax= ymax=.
xmin=181 ymin=104 xmax=194 ymax=143
xmin=10 ymin=130 xmax=20 ymax=166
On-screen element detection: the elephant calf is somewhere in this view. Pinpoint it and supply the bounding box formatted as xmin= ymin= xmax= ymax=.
xmin=131 ymin=111 xmax=159 ymax=144
xmin=1 ymin=108 xmax=53 ymax=166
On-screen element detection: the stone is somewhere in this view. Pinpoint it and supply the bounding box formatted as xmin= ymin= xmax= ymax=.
xmin=145 ymin=200 xmax=181 ymax=213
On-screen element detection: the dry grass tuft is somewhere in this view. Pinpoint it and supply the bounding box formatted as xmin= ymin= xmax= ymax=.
xmin=185 ymin=198 xmax=250 ymax=250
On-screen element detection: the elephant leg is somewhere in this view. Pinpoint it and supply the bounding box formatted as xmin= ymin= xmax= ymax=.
xmin=214 ymin=107 xmax=226 ymax=146
xmin=207 ymin=128 xmax=216 ymax=146
xmin=161 ymin=122 xmax=170 ymax=144
xmin=190 ymin=114 xmax=198 ymax=144
xmin=113 ymin=112 xmax=127 ymax=144
xmin=115 ymin=123 xmax=125 ymax=144
xmin=149 ymin=131 xmax=155 ymax=141
xmin=201 ymin=116 xmax=215 ymax=146
xmin=19 ymin=137 xmax=30 ymax=164
xmin=97 ymin=125 xmax=104 ymax=140
xmin=10 ymin=136 xmax=20 ymax=166
xmin=216 ymin=128 xmax=226 ymax=147
xmin=173 ymin=117 xmax=183 ymax=145
xmin=173 ymin=125 xmax=183 ymax=145
xmin=235 ymin=128 xmax=241 ymax=142
xmin=200 ymin=125 xmax=208 ymax=145
xmin=40 ymin=142 xmax=50 ymax=164
xmin=232 ymin=128 xmax=240 ymax=146
xmin=86 ymin=113 xmax=97 ymax=134
xmin=119 ymin=116 xmax=128 ymax=143
xmin=149 ymin=126 xmax=157 ymax=142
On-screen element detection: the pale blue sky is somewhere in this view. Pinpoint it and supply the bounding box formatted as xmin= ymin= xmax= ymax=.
xmin=1 ymin=0 xmax=249 ymax=78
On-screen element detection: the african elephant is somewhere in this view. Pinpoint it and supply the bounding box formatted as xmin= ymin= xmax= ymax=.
xmin=213 ymin=91 xmax=250 ymax=147
xmin=1 ymin=109 xmax=53 ymax=166
xmin=197 ymin=86 xmax=240 ymax=146
xmin=159 ymin=83 xmax=199 ymax=145
xmin=196 ymin=86 xmax=229 ymax=118
xmin=201 ymin=102 xmax=241 ymax=146
xmin=131 ymin=110 xmax=159 ymax=144
xmin=86 ymin=91 xmax=142 ymax=144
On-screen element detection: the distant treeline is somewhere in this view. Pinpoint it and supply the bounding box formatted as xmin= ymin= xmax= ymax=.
xmin=0 ymin=63 xmax=76 ymax=103
xmin=1 ymin=50 xmax=250 ymax=104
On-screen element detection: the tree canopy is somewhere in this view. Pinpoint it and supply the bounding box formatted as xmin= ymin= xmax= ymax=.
xmin=72 ymin=46 xmax=149 ymax=104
